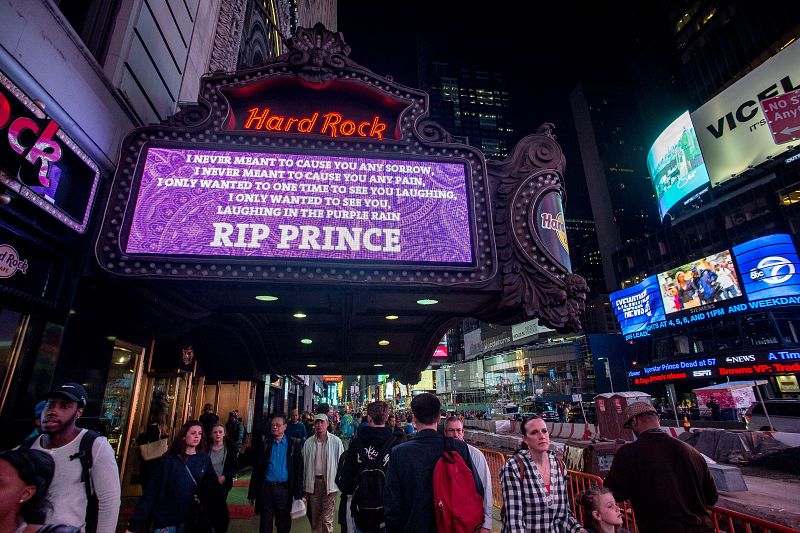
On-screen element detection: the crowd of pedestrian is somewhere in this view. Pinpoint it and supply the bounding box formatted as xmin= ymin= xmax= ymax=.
xmin=2 ymin=382 xmax=720 ymax=533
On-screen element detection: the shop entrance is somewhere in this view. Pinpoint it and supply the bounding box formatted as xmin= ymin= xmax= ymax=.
xmin=121 ymin=368 xmax=195 ymax=497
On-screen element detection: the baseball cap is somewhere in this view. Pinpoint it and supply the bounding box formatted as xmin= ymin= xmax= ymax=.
xmin=313 ymin=413 xmax=329 ymax=423
xmin=622 ymin=402 xmax=657 ymax=429
xmin=45 ymin=383 xmax=88 ymax=407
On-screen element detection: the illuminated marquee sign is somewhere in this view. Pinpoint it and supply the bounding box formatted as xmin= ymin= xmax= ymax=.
xmin=221 ymin=77 xmax=406 ymax=141
xmin=243 ymin=108 xmax=387 ymax=139
xmin=628 ymin=350 xmax=800 ymax=384
xmin=123 ymin=147 xmax=473 ymax=264
xmin=610 ymin=234 xmax=800 ymax=340
xmin=322 ymin=375 xmax=343 ymax=383
xmin=0 ymin=71 xmax=100 ymax=233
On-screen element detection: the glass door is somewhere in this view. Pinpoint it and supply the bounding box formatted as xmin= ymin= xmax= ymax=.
xmin=121 ymin=369 xmax=191 ymax=497
xmin=99 ymin=341 xmax=145 ymax=463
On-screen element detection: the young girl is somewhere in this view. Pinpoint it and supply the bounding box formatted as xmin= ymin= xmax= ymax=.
xmin=578 ymin=486 xmax=627 ymax=533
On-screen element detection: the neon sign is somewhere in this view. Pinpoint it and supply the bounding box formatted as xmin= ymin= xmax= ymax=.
xmin=0 ymin=71 xmax=99 ymax=233
xmin=243 ymin=108 xmax=388 ymax=139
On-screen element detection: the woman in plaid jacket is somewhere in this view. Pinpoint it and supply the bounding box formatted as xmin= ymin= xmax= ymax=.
xmin=501 ymin=416 xmax=586 ymax=533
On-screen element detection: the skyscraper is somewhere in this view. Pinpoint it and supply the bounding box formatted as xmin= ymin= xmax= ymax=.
xmin=417 ymin=39 xmax=515 ymax=159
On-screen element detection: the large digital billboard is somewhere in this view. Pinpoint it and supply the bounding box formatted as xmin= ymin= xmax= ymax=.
xmin=123 ymin=147 xmax=473 ymax=264
xmin=647 ymin=111 xmax=710 ymax=219
xmin=610 ymin=233 xmax=800 ymax=340
xmin=733 ymin=233 xmax=800 ymax=303
xmin=690 ymin=39 xmax=800 ymax=186
xmin=656 ymin=249 xmax=741 ymax=314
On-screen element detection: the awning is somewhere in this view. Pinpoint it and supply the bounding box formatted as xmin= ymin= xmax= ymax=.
xmin=692 ymin=380 xmax=767 ymax=393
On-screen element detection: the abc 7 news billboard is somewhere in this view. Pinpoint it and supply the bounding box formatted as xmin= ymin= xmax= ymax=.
xmin=610 ymin=233 xmax=800 ymax=338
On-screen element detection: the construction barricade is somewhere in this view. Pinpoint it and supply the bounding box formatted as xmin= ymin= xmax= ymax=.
xmin=480 ymin=448 xmax=799 ymax=533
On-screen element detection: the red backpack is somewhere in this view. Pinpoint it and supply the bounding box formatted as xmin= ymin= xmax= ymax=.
xmin=433 ymin=438 xmax=484 ymax=533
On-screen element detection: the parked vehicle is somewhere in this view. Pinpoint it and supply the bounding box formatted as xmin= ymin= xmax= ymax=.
xmin=745 ymin=400 xmax=800 ymax=432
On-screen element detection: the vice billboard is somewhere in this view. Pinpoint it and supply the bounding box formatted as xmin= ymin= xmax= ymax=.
xmin=648 ymin=40 xmax=800 ymax=219
xmin=610 ymin=234 xmax=800 ymax=340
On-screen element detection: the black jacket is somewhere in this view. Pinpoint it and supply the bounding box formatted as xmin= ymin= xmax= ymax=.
xmin=128 ymin=452 xmax=217 ymax=531
xmin=383 ymin=428 xmax=477 ymax=533
xmin=248 ymin=435 xmax=304 ymax=507
xmin=336 ymin=425 xmax=400 ymax=495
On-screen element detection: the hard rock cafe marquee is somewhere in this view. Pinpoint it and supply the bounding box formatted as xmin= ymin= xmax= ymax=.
xmin=95 ymin=25 xmax=587 ymax=376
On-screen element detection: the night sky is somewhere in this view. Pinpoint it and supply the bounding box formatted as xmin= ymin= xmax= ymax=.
xmin=338 ymin=2 xmax=680 ymax=219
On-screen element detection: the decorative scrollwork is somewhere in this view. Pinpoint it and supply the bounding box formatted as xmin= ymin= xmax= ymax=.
xmin=162 ymin=102 xmax=211 ymax=128
xmin=281 ymin=23 xmax=356 ymax=82
xmin=486 ymin=123 xmax=587 ymax=332
xmin=415 ymin=118 xmax=454 ymax=143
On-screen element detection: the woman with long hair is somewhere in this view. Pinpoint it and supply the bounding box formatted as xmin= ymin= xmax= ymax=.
xmin=206 ymin=424 xmax=238 ymax=533
xmin=578 ymin=486 xmax=627 ymax=533
xmin=0 ymin=449 xmax=79 ymax=533
xmin=126 ymin=420 xmax=217 ymax=533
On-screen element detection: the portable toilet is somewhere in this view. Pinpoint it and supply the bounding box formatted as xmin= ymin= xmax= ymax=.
xmin=594 ymin=391 xmax=651 ymax=441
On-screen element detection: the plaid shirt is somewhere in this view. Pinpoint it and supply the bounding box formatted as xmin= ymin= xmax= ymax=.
xmin=501 ymin=449 xmax=584 ymax=533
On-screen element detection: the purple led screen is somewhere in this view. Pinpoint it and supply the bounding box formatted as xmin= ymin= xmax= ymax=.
xmin=124 ymin=147 xmax=473 ymax=264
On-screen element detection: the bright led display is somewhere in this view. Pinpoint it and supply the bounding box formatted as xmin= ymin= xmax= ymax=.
xmin=647 ymin=111 xmax=710 ymax=219
xmin=124 ymin=147 xmax=473 ymax=264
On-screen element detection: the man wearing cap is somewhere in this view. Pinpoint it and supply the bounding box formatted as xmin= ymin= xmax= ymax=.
xmin=604 ymin=402 xmax=718 ymax=533
xmin=20 ymin=382 xmax=121 ymax=533
xmin=302 ymin=413 xmax=345 ymax=533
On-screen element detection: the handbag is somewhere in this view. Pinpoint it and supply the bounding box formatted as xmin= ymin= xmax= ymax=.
xmin=139 ymin=438 xmax=168 ymax=461
xmin=290 ymin=498 xmax=307 ymax=520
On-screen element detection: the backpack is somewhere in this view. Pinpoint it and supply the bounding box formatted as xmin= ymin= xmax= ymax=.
xmin=21 ymin=430 xmax=100 ymax=533
xmin=340 ymin=414 xmax=354 ymax=438
xmin=350 ymin=436 xmax=395 ymax=530
xmin=433 ymin=437 xmax=484 ymax=533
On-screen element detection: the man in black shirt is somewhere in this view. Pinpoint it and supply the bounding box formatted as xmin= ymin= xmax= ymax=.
xmin=604 ymin=402 xmax=718 ymax=533
xmin=383 ymin=393 xmax=477 ymax=533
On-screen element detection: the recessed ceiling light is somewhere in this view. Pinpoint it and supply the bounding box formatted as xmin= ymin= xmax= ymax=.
xmin=374 ymin=364 xmax=383 ymax=367
xmin=293 ymin=313 xmax=307 ymax=318
xmin=385 ymin=315 xmax=399 ymax=320
xmin=255 ymin=295 xmax=278 ymax=301
xmin=300 ymin=338 xmax=313 ymax=345
xmin=307 ymin=363 xmax=317 ymax=368
xmin=378 ymin=340 xmax=390 ymax=346
xmin=416 ymin=299 xmax=438 ymax=305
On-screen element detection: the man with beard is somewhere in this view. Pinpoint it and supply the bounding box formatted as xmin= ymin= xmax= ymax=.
xmin=20 ymin=383 xmax=120 ymax=533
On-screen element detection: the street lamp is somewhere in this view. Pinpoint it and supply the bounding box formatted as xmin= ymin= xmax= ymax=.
xmin=598 ymin=357 xmax=614 ymax=393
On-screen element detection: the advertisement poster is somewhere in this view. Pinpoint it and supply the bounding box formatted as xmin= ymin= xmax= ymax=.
xmin=124 ymin=147 xmax=473 ymax=264
xmin=610 ymin=276 xmax=665 ymax=338
xmin=610 ymin=234 xmax=800 ymax=339
xmin=647 ymin=111 xmax=710 ymax=219
xmin=690 ymin=39 xmax=800 ymax=186
xmin=656 ymin=249 xmax=741 ymax=314
xmin=733 ymin=233 xmax=800 ymax=302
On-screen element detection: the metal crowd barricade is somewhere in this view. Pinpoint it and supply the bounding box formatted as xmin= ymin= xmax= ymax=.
xmin=479 ymin=448 xmax=798 ymax=533
xmin=708 ymin=506 xmax=800 ymax=533
xmin=478 ymin=448 xmax=506 ymax=509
